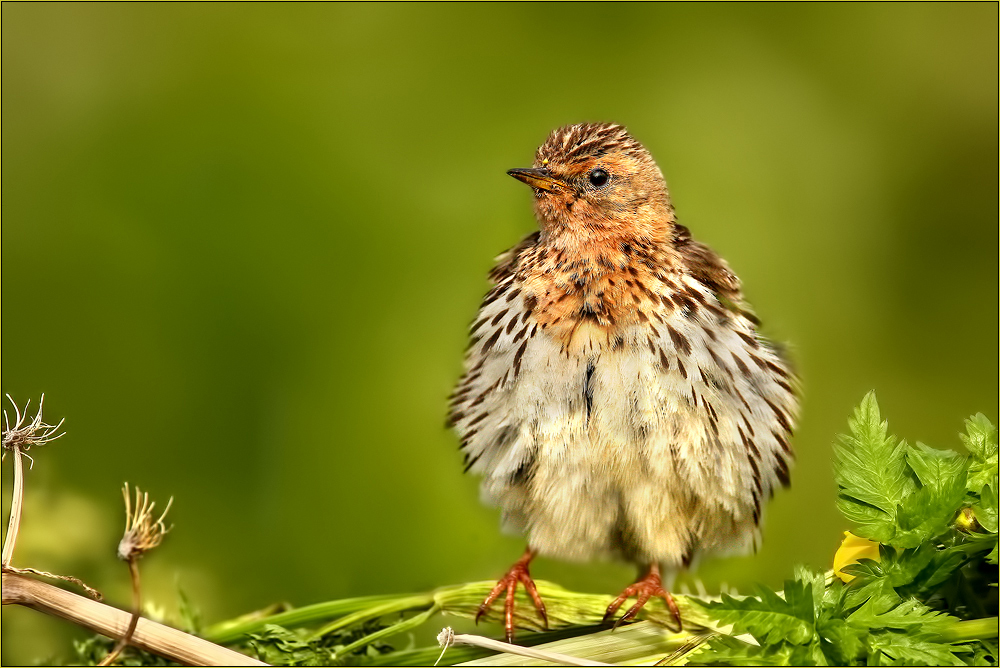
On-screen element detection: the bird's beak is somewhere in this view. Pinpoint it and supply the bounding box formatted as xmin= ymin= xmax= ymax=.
xmin=507 ymin=168 xmax=565 ymax=193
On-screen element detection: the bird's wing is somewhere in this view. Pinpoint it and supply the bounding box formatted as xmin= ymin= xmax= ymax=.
xmin=488 ymin=231 xmax=541 ymax=284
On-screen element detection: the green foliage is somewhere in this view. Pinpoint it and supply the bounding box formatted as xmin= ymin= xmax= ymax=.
xmin=72 ymin=636 xmax=178 ymax=667
xmin=703 ymin=582 xmax=817 ymax=647
xmin=65 ymin=393 xmax=996 ymax=666
xmin=693 ymin=392 xmax=998 ymax=666
xmin=833 ymin=393 xmax=974 ymax=548
xmin=240 ymin=621 xmax=395 ymax=667
xmin=833 ymin=392 xmax=916 ymax=544
xmin=693 ymin=566 xmax=973 ymax=666
xmin=218 ymin=613 xmax=430 ymax=666
xmin=964 ymin=415 xmax=999 ymax=497
xmin=246 ymin=625 xmax=332 ymax=666
xmin=965 ymin=414 xmax=1000 ymax=567
xmin=176 ymin=585 xmax=203 ymax=636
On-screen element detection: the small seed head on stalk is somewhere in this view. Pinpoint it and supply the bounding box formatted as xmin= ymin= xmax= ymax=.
xmin=3 ymin=394 xmax=67 ymax=569
xmin=117 ymin=483 xmax=173 ymax=561
xmin=3 ymin=394 xmax=65 ymax=459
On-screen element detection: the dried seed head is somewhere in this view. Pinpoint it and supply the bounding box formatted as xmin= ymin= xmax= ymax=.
xmin=2 ymin=394 xmax=65 ymax=456
xmin=117 ymin=482 xmax=173 ymax=561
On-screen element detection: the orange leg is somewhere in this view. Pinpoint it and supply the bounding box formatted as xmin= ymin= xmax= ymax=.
xmin=604 ymin=563 xmax=683 ymax=630
xmin=476 ymin=548 xmax=548 ymax=643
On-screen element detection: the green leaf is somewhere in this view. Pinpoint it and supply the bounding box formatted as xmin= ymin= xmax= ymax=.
xmin=847 ymin=597 xmax=958 ymax=635
xmin=969 ymin=483 xmax=1000 ymax=566
xmin=836 ymin=498 xmax=898 ymax=543
xmin=688 ymin=635 xmax=778 ymax=666
xmin=966 ymin=639 xmax=999 ymax=666
xmin=686 ymin=635 xmax=758 ymax=666
xmin=246 ymin=625 xmax=333 ymax=666
xmin=176 ymin=584 xmax=203 ymax=635
xmin=918 ymin=546 xmax=971 ymax=590
xmin=964 ymin=414 xmax=998 ymax=498
xmin=865 ymin=630 xmax=967 ymax=666
xmin=892 ymin=465 xmax=966 ymax=548
xmin=842 ymin=557 xmax=902 ymax=613
xmin=822 ymin=577 xmax=847 ymax=611
xmin=691 ymin=636 xmax=828 ymax=667
xmin=907 ymin=442 xmax=968 ymax=515
xmin=793 ymin=564 xmax=828 ymax=611
xmin=700 ymin=581 xmax=817 ymax=647
xmin=882 ymin=544 xmax=935 ymax=588
xmin=888 ymin=442 xmax=966 ymax=548
xmin=72 ymin=636 xmax=175 ymax=666
xmin=961 ymin=414 xmax=998 ymax=461
xmin=900 ymin=443 xmax=969 ymax=548
xmin=815 ymin=614 xmax=866 ymax=665
xmin=782 ymin=577 xmax=821 ymax=626
xmin=974 ymin=484 xmax=999 ymax=534
xmin=841 ymin=543 xmax=947 ymax=615
xmin=892 ymin=488 xmax=950 ymax=548
xmin=834 ymin=392 xmax=916 ymax=542
xmin=962 ymin=527 xmax=1000 ymax=565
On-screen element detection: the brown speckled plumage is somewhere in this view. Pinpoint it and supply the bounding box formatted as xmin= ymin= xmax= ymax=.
xmin=449 ymin=122 xmax=798 ymax=640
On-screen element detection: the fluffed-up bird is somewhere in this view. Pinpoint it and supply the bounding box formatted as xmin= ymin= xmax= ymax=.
xmin=448 ymin=122 xmax=798 ymax=642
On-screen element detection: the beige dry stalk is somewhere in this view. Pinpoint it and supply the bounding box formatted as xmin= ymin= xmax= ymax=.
xmin=2 ymin=394 xmax=65 ymax=568
xmin=100 ymin=483 xmax=173 ymax=666
xmin=436 ymin=627 xmax=613 ymax=667
xmin=3 ymin=572 xmax=266 ymax=666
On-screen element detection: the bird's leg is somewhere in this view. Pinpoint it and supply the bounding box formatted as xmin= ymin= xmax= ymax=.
xmin=603 ymin=563 xmax=682 ymax=630
xmin=475 ymin=547 xmax=548 ymax=643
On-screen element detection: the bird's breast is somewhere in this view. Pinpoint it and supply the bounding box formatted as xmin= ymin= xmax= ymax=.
xmin=521 ymin=255 xmax=673 ymax=353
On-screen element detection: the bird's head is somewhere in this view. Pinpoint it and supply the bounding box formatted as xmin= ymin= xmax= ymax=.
xmin=508 ymin=123 xmax=675 ymax=245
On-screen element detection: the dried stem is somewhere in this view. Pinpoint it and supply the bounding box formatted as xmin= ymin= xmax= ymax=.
xmin=2 ymin=572 xmax=267 ymax=666
xmin=96 ymin=483 xmax=173 ymax=665
xmin=437 ymin=627 xmax=612 ymax=667
xmin=2 ymin=564 xmax=101 ymax=600
xmin=2 ymin=393 xmax=65 ymax=568
xmin=99 ymin=559 xmax=142 ymax=666
xmin=2 ymin=444 xmax=25 ymax=567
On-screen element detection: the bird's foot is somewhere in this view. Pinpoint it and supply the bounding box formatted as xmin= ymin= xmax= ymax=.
xmin=475 ymin=548 xmax=548 ymax=643
xmin=604 ymin=563 xmax=683 ymax=631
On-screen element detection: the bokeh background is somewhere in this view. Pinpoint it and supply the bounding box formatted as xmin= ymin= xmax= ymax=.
xmin=3 ymin=3 xmax=997 ymax=663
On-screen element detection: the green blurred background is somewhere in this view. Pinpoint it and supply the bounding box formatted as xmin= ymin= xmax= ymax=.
xmin=2 ymin=3 xmax=997 ymax=663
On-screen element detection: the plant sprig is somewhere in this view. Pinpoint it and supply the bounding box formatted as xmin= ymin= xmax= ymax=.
xmin=690 ymin=392 xmax=998 ymax=666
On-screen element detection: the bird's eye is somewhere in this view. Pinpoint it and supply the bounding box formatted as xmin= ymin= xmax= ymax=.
xmin=588 ymin=168 xmax=609 ymax=187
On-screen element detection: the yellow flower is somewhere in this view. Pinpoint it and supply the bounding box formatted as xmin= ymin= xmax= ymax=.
xmin=955 ymin=507 xmax=983 ymax=533
xmin=833 ymin=531 xmax=881 ymax=583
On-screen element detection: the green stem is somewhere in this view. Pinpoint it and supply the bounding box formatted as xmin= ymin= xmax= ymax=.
xmin=333 ymin=604 xmax=441 ymax=658
xmin=204 ymin=593 xmax=408 ymax=644
xmin=938 ymin=617 xmax=999 ymax=643
xmin=308 ymin=594 xmax=434 ymax=641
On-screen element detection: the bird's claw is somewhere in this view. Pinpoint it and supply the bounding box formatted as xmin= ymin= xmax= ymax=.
xmin=604 ymin=565 xmax=683 ymax=631
xmin=476 ymin=551 xmax=548 ymax=643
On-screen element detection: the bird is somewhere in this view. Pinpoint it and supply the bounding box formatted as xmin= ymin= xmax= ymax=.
xmin=447 ymin=122 xmax=797 ymax=642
